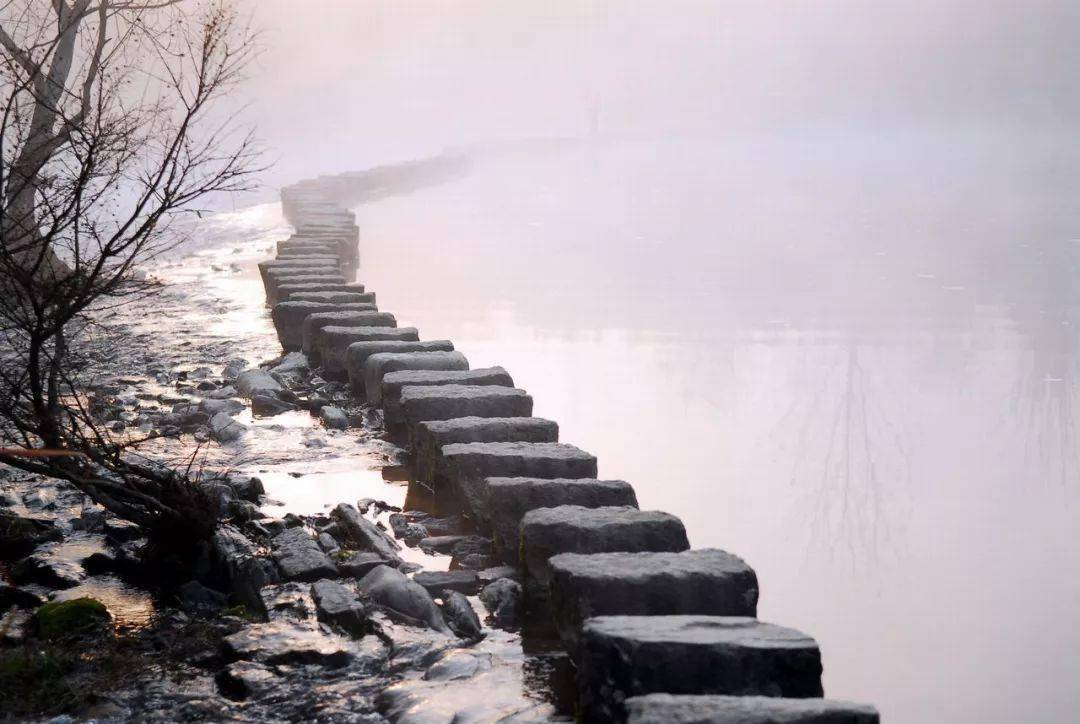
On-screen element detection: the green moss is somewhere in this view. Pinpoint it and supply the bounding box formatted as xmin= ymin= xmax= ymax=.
xmin=35 ymin=598 xmax=112 ymax=639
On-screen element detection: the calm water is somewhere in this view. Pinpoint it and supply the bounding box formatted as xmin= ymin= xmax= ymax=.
xmin=348 ymin=135 xmax=1080 ymax=723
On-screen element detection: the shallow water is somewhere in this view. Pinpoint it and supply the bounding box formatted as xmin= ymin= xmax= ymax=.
xmin=345 ymin=136 xmax=1080 ymax=723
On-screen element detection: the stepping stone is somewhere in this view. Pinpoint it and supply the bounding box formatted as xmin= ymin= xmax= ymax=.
xmin=277 ymin=282 xmax=366 ymax=302
xmin=548 ymin=549 xmax=758 ymax=653
xmin=258 ymin=257 xmax=339 ymax=282
xmin=271 ymin=528 xmax=338 ymax=582
xmin=436 ymin=443 xmax=598 ymax=524
xmin=486 ymin=478 xmax=638 ymax=564
xmin=413 ymin=417 xmax=559 ymax=482
xmin=578 ymin=616 xmax=824 ymax=723
xmin=271 ymin=302 xmax=378 ymax=351
xmin=289 ymin=291 xmax=375 ymax=306
xmin=382 ymin=368 xmax=515 ymax=426
xmin=277 ymin=240 xmax=338 ymax=254
xmin=361 ymin=351 xmax=469 ymax=402
xmin=519 ymin=505 xmax=688 ymax=600
xmin=396 ymin=383 xmax=530 ymax=431
xmin=624 ymin=694 xmax=880 ymax=724
xmin=338 ymin=339 xmax=454 ymax=385
xmin=303 ymin=314 xmax=415 ymax=361
xmin=266 ymin=273 xmax=347 ymax=304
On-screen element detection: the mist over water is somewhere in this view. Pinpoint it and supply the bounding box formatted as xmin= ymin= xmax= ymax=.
xmin=236 ymin=2 xmax=1080 ymax=721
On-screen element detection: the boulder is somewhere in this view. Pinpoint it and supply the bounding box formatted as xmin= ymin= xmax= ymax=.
xmin=357 ymin=565 xmax=451 ymax=634
xmin=362 ymin=351 xmax=469 ymax=403
xmin=330 ymin=503 xmax=402 ymax=564
xmin=478 ymin=578 xmax=521 ymax=627
xmin=0 ymin=510 xmax=63 ymax=557
xmin=382 ymin=368 xmax=515 ymax=425
xmin=548 ymin=549 xmax=759 ymax=654
xmin=234 ymin=369 xmax=283 ymax=397
xmin=222 ymin=619 xmax=353 ymax=667
xmin=311 ymin=578 xmax=367 ymax=637
xmin=271 ymin=528 xmax=338 ymax=582
xmin=412 ymin=570 xmax=480 ymax=596
xmin=210 ymin=411 xmax=247 ymax=442
xmin=486 ymin=478 xmax=638 ymax=563
xmin=440 ymin=591 xmax=483 ymax=640
xmin=177 ymin=580 xmax=229 ymax=616
xmin=413 ymin=417 xmax=560 ymax=482
xmin=319 ymin=406 xmax=350 ymax=430
xmin=624 ymin=694 xmax=880 ymax=724
xmin=0 ymin=583 xmax=45 ymax=609
xmin=520 ymin=506 xmax=689 ymax=605
xmin=337 ymin=551 xmax=395 ymax=578
xmin=578 ymin=616 xmax=824 ymax=723
xmin=436 ymin=443 xmax=598 ymax=524
xmin=198 ymin=398 xmax=245 ymax=416
xmin=251 ymin=393 xmax=295 ymax=417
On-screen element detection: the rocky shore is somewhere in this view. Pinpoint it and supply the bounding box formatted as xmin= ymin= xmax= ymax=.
xmin=1 ymin=154 xmax=878 ymax=722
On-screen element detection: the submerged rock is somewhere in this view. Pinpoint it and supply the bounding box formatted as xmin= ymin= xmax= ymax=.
xmin=357 ymin=565 xmax=451 ymax=634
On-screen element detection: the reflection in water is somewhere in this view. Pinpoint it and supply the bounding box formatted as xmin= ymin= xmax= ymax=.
xmin=351 ymin=138 xmax=1080 ymax=722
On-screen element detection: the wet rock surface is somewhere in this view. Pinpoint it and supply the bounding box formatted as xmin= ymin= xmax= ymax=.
xmin=624 ymin=693 xmax=880 ymax=724
xmin=357 ymin=565 xmax=451 ymax=634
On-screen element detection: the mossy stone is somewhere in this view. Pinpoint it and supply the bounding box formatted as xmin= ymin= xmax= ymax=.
xmin=34 ymin=598 xmax=111 ymax=639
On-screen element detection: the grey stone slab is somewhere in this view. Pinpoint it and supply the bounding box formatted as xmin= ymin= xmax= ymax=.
xmin=235 ymin=369 xmax=283 ymax=397
xmin=382 ymin=368 xmax=515 ymax=426
xmin=486 ymin=478 xmax=638 ymax=564
xmin=301 ymin=312 xmax=413 ymax=360
xmin=271 ymin=301 xmax=334 ymax=351
xmin=519 ymin=505 xmax=688 ymax=593
xmin=325 ymin=329 xmax=448 ymax=384
xmin=548 ymin=549 xmax=758 ymax=654
xmin=276 ymin=282 xmax=365 ymax=302
xmin=360 ymin=351 xmax=468 ymax=402
xmin=624 ymin=694 xmax=880 ymax=724
xmin=266 ymin=273 xmax=347 ymax=304
xmin=396 ymin=383 xmax=529 ymax=430
xmin=578 ymin=616 xmax=824 ymax=723
xmin=289 ymin=291 xmax=375 ymax=306
xmin=413 ymin=417 xmax=559 ymax=482
xmin=436 ymin=443 xmax=598 ymax=525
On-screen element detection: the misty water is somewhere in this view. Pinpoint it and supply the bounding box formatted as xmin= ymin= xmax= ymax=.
xmin=329 ymin=135 xmax=1079 ymax=723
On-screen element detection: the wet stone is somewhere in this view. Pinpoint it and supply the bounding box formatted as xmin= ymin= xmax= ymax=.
xmin=270 ymin=301 xmax=336 ymax=351
xmin=520 ymin=505 xmax=689 ymax=599
xmin=486 ymin=478 xmax=639 ymax=563
xmin=412 ymin=569 xmax=480 ymax=596
xmin=302 ymin=315 xmax=413 ymax=362
xmin=479 ymin=578 xmax=521 ymax=627
xmin=271 ymin=527 xmax=338 ymax=582
xmin=234 ymin=369 xmax=283 ymax=397
xmin=177 ymin=580 xmax=228 ymax=617
xmin=0 ymin=582 xmax=46 ymax=609
xmin=578 ymin=616 xmax=825 ymax=723
xmin=418 ymin=535 xmax=469 ymax=555
xmin=357 ymin=565 xmax=451 ymax=634
xmin=222 ymin=619 xmax=353 ymax=668
xmin=277 ymin=282 xmax=366 ymax=302
xmin=382 ymin=367 xmax=516 ymax=425
xmin=211 ymin=411 xmax=247 ymax=442
xmin=311 ymin=578 xmax=368 ymax=637
xmin=216 ymin=660 xmax=279 ymax=701
xmin=331 ymin=504 xmax=402 ymax=565
xmin=548 ymin=549 xmax=759 ymax=655
xmin=337 ymin=552 xmax=395 ymax=579
xmin=440 ymin=591 xmax=483 ymax=640
xmin=290 ymin=291 xmax=375 ymax=306
xmin=0 ymin=510 xmax=63 ymax=557
xmin=252 ymin=393 xmax=296 ymax=416
xmin=317 ymin=322 xmax=420 ymax=380
xmin=11 ymin=551 xmax=85 ymax=589
xmin=363 ymin=351 xmax=469 ymax=403
xmin=624 ymin=694 xmax=881 ymax=724
xmin=478 ymin=566 xmax=518 ymax=586
xmin=436 ymin=443 xmax=598 ymax=524
xmin=320 ymin=405 xmax=349 ymax=429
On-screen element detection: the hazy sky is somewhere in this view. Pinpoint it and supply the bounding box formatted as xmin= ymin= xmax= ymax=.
xmin=235 ymin=0 xmax=1080 ymax=189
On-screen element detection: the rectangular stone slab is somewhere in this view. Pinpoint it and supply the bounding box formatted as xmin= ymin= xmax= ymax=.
xmin=265 ymin=273 xmax=347 ymax=304
xmin=436 ymin=443 xmax=598 ymax=525
xmin=363 ymin=351 xmax=470 ymax=403
xmin=548 ymin=549 xmax=759 ymax=655
xmin=271 ymin=302 xmax=378 ymax=351
xmin=382 ymin=368 xmax=515 ymax=427
xmin=395 ymin=381 xmax=529 ymax=430
xmin=578 ymin=616 xmax=824 ymax=723
xmin=277 ymin=283 xmax=366 ymax=303
xmin=259 ymin=258 xmax=339 ymax=283
xmin=289 ymin=291 xmax=375 ymax=306
xmin=624 ymin=694 xmax=880 ymax=724
xmin=333 ymin=339 xmax=452 ymax=385
xmin=413 ymin=417 xmax=560 ymax=482
xmin=519 ymin=505 xmax=688 ymax=593
xmin=304 ymin=318 xmax=416 ymax=362
xmin=486 ymin=478 xmax=638 ymax=564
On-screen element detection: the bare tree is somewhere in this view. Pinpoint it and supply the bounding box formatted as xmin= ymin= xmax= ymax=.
xmin=0 ymin=0 xmax=260 ymax=545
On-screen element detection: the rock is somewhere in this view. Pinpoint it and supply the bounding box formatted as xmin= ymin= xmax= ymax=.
xmin=486 ymin=478 xmax=639 ymax=563
xmin=413 ymin=570 xmax=480 ymax=595
xmin=440 ymin=591 xmax=483 ymax=640
xmin=578 ymin=616 xmax=824 ymax=723
xmin=271 ymin=527 xmax=338 ymax=582
xmin=357 ymin=565 xmax=451 ymax=634
xmin=177 ymin=580 xmax=228 ymax=616
xmin=549 ymin=549 xmax=759 ymax=655
xmin=199 ymin=398 xmax=245 ymax=416
xmin=397 ymin=386 xmax=533 ymax=442
xmin=210 ymin=411 xmax=247 ymax=442
xmin=303 ymin=318 xmax=413 ymax=364
xmin=520 ymin=506 xmax=689 ymax=604
xmin=225 ymin=475 xmax=265 ymax=503
xmin=222 ymin=358 xmax=248 ymax=381
xmin=22 ymin=489 xmax=56 ymax=510
xmin=103 ymin=517 xmax=143 ymax=543
xmin=216 ymin=660 xmax=279 ymax=700
xmin=317 ymin=532 xmax=341 ymax=554
xmin=0 ymin=583 xmax=45 ymax=609
xmin=478 ymin=578 xmax=521 ymax=627
xmin=277 ymin=282 xmax=366 ymax=303
xmin=34 ymin=597 xmax=112 ymax=639
xmin=330 ymin=504 xmax=401 ymax=564
xmin=362 ymin=351 xmax=469 ymax=403
xmin=222 ymin=619 xmax=352 ymax=667
xmin=320 ymin=405 xmax=349 ymax=429
xmin=478 ymin=566 xmax=518 ymax=586
xmin=210 ymin=525 xmax=281 ymax=618
xmin=413 ymin=416 xmax=560 ymax=482
xmin=319 ymin=323 xmax=429 ymax=381
xmin=418 ymin=535 xmax=468 ymax=555
xmin=437 ymin=443 xmax=599 ymax=524
xmin=382 ymin=367 xmax=515 ymax=425
xmin=311 ymin=578 xmax=368 ymax=637
xmin=291 ymin=290 xmax=375 ymax=306
xmin=12 ymin=552 xmax=85 ymax=589
xmin=423 ymin=649 xmax=493 ymax=681
xmin=234 ymin=368 xmax=283 ymax=397
xmin=336 ymin=551 xmax=394 ymax=578
xmin=251 ymin=393 xmax=296 ymax=416
xmin=624 ymin=694 xmax=880 ymax=724
xmin=269 ymin=352 xmax=309 ymax=377
xmin=0 ymin=510 xmax=63 ymax=557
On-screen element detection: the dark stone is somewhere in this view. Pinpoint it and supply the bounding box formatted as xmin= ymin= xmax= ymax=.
xmin=12 ymin=552 xmax=84 ymax=589
xmin=226 ymin=475 xmax=265 ymax=503
xmin=478 ymin=578 xmax=521 ymax=627
xmin=624 ymin=694 xmax=880 ymax=724
xmin=320 ymin=406 xmax=349 ymax=429
xmin=383 ymin=368 xmax=516 ymax=426
xmin=311 ymin=578 xmax=367 ymax=637
xmin=216 ymin=661 xmax=279 ymax=701
xmin=331 ymin=504 xmax=402 ymax=564
xmin=211 ymin=525 xmax=280 ymax=618
xmin=413 ymin=570 xmax=480 ymax=596
xmin=0 ymin=583 xmax=45 ymax=609
xmin=440 ymin=591 xmax=483 ymax=640
xmin=221 ymin=620 xmax=352 ymax=667
xmin=412 ymin=417 xmax=560 ymax=483
xmin=418 ymin=535 xmax=468 ymax=555
xmin=362 ymin=351 xmax=469 ymax=403
xmin=357 ymin=565 xmax=451 ymax=634
xmin=252 ymin=393 xmax=296 ymax=417
xmin=477 ymin=566 xmax=518 ymax=586
xmin=337 ymin=551 xmax=394 ymax=578
xmin=177 ymin=580 xmax=228 ymax=616
xmin=0 ymin=510 xmax=63 ymax=557
xmin=271 ymin=527 xmax=338 ymax=582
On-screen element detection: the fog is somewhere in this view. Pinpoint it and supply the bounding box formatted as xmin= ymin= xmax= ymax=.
xmin=232 ymin=3 xmax=1080 ymax=722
